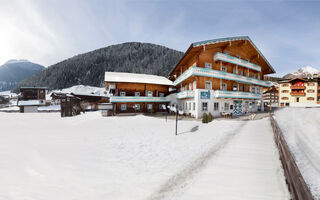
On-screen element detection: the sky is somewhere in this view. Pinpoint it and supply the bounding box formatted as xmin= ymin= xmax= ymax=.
xmin=0 ymin=0 xmax=320 ymax=76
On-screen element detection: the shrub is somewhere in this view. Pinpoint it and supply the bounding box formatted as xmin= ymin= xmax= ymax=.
xmin=208 ymin=112 xmax=213 ymax=122
xmin=202 ymin=113 xmax=208 ymax=123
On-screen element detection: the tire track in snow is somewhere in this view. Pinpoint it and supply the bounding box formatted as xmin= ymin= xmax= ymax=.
xmin=148 ymin=121 xmax=248 ymax=200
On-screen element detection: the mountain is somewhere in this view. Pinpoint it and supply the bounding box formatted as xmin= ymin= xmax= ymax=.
xmin=0 ymin=59 xmax=45 ymax=91
xmin=283 ymin=66 xmax=320 ymax=79
xmin=16 ymin=42 xmax=184 ymax=91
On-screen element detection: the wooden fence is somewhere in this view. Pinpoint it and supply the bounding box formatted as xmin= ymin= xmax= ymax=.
xmin=269 ymin=113 xmax=314 ymax=200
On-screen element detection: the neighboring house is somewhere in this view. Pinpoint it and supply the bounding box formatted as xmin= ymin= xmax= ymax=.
xmin=278 ymin=77 xmax=320 ymax=107
xmin=18 ymin=87 xmax=47 ymax=113
xmin=105 ymin=72 xmax=173 ymax=114
xmin=263 ymin=86 xmax=279 ymax=107
xmin=168 ymin=36 xmax=274 ymax=119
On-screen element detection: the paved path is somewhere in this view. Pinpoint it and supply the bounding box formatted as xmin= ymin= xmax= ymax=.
xmin=150 ymin=118 xmax=290 ymax=200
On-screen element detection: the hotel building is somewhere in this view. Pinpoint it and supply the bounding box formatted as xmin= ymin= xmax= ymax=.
xmin=279 ymin=77 xmax=320 ymax=107
xmin=169 ymin=36 xmax=274 ymax=119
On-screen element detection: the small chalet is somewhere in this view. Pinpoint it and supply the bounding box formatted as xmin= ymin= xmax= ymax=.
xmin=105 ymin=72 xmax=173 ymax=114
xmin=18 ymin=87 xmax=48 ymax=113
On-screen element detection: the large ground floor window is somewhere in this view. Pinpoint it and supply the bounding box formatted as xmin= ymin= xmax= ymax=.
xmin=121 ymin=104 xmax=127 ymax=111
xmin=214 ymin=102 xmax=219 ymax=111
xmin=202 ymin=102 xmax=208 ymax=111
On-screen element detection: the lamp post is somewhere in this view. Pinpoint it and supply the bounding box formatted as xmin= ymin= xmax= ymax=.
xmin=175 ymin=103 xmax=179 ymax=136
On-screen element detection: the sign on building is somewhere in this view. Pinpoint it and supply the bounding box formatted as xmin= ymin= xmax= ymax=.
xmin=200 ymin=91 xmax=210 ymax=99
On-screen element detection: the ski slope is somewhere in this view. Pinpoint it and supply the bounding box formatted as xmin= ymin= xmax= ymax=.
xmin=0 ymin=112 xmax=289 ymax=199
xmin=275 ymin=108 xmax=320 ymax=199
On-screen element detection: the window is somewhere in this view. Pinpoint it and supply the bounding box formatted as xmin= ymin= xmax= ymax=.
xmin=252 ymin=73 xmax=256 ymax=78
xmin=40 ymin=90 xmax=44 ymax=93
xmin=159 ymin=92 xmax=164 ymax=97
xmin=245 ymin=71 xmax=248 ymax=77
xmin=205 ymin=62 xmax=212 ymax=69
xmin=147 ymin=104 xmax=153 ymax=110
xmin=245 ymin=85 xmax=249 ymax=92
xmin=185 ymin=102 xmax=188 ymax=110
xmin=239 ymin=70 xmax=243 ymax=76
xmin=282 ymin=84 xmax=288 ymax=87
xmin=307 ymin=89 xmax=314 ymax=93
xmin=214 ymin=102 xmax=219 ymax=111
xmin=121 ymin=104 xmax=127 ymax=111
xmin=221 ymin=83 xmax=227 ymax=91
xmin=202 ymin=102 xmax=208 ymax=111
xmin=239 ymin=85 xmax=243 ymax=91
xmin=233 ymin=68 xmax=237 ymax=74
xmin=193 ymin=102 xmax=195 ymax=110
xmin=134 ymin=104 xmax=140 ymax=110
xmin=233 ymin=84 xmax=238 ymax=91
xmin=189 ymin=102 xmax=191 ymax=110
xmin=251 ymin=87 xmax=256 ymax=94
xmin=257 ymin=74 xmax=260 ymax=80
xmin=135 ymin=91 xmax=140 ymax=96
xmin=307 ymin=97 xmax=315 ymax=101
xmin=205 ymin=81 xmax=212 ymax=90
xmin=120 ymin=91 xmax=126 ymax=96
xmin=308 ymin=83 xmax=315 ymax=86
xmin=282 ymin=90 xmax=289 ymax=93
xmin=189 ymin=83 xmax=192 ymax=90
xmin=147 ymin=91 xmax=153 ymax=97
xmin=281 ymin=97 xmax=288 ymax=100
xmin=224 ymin=103 xmax=229 ymax=111
xmin=221 ymin=66 xmax=227 ymax=72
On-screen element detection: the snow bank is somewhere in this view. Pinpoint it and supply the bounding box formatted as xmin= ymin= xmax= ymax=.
xmin=275 ymin=108 xmax=320 ymax=199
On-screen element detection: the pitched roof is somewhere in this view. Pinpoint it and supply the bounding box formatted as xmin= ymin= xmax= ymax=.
xmin=104 ymin=72 xmax=173 ymax=86
xmin=170 ymin=36 xmax=275 ymax=77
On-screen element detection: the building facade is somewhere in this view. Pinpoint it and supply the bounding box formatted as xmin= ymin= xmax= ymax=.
xmin=169 ymin=36 xmax=274 ymax=119
xmin=18 ymin=87 xmax=47 ymax=113
xmin=279 ymin=78 xmax=320 ymax=107
xmin=105 ymin=72 xmax=173 ymax=114
xmin=263 ymin=85 xmax=279 ymax=107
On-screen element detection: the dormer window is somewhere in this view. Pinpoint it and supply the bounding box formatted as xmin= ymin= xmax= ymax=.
xmin=205 ymin=62 xmax=212 ymax=69
xmin=120 ymin=91 xmax=126 ymax=96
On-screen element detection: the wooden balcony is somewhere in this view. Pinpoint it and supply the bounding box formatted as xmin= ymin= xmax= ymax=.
xmin=290 ymin=86 xmax=306 ymax=90
xmin=290 ymin=92 xmax=306 ymax=96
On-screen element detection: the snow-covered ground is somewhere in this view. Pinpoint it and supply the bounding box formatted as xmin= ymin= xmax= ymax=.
xmin=0 ymin=112 xmax=289 ymax=199
xmin=275 ymin=108 xmax=320 ymax=199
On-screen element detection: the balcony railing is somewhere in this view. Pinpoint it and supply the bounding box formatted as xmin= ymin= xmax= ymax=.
xmin=173 ymin=66 xmax=271 ymax=87
xmin=214 ymin=90 xmax=262 ymax=99
xmin=290 ymin=86 xmax=306 ymax=90
xmin=110 ymin=96 xmax=170 ymax=103
xmin=290 ymin=92 xmax=306 ymax=96
xmin=214 ymin=52 xmax=261 ymax=72
xmin=177 ymin=90 xmax=195 ymax=99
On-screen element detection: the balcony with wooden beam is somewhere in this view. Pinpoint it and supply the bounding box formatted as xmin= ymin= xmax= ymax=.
xmin=213 ymin=52 xmax=261 ymax=72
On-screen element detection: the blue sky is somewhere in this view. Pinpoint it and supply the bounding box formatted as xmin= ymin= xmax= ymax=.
xmin=1 ymin=0 xmax=320 ymax=76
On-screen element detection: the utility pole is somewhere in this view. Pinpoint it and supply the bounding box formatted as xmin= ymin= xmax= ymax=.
xmin=175 ymin=103 xmax=178 ymax=136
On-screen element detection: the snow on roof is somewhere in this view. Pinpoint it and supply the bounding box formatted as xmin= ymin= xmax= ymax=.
xmin=18 ymin=100 xmax=46 ymax=106
xmin=105 ymin=72 xmax=173 ymax=86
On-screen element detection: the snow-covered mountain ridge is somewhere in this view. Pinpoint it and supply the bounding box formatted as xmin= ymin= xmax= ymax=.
xmin=283 ymin=66 xmax=320 ymax=79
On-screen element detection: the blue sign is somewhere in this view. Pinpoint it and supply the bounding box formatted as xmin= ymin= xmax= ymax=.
xmin=200 ymin=91 xmax=210 ymax=99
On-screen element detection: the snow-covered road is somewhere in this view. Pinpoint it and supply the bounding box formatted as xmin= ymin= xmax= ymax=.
xmin=0 ymin=112 xmax=289 ymax=199
xmin=151 ymin=118 xmax=290 ymax=200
